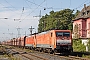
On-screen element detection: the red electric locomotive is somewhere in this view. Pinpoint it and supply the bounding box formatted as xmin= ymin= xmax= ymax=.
xmin=36 ymin=30 xmax=72 ymax=53
xmin=25 ymin=30 xmax=73 ymax=53
xmin=3 ymin=30 xmax=73 ymax=54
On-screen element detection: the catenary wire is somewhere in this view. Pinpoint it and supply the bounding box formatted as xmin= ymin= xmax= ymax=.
xmin=73 ymin=0 xmax=88 ymax=10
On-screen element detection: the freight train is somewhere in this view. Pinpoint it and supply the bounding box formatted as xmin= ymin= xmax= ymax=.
xmin=2 ymin=30 xmax=73 ymax=54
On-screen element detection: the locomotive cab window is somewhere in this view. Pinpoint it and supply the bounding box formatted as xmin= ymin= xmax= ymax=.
xmin=63 ymin=32 xmax=70 ymax=37
xmin=56 ymin=32 xmax=63 ymax=37
xmin=56 ymin=32 xmax=70 ymax=37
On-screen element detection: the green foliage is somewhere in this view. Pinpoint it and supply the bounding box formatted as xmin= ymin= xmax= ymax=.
xmin=87 ymin=39 xmax=90 ymax=51
xmin=38 ymin=9 xmax=76 ymax=32
xmin=73 ymin=39 xmax=86 ymax=52
xmin=74 ymin=10 xmax=80 ymax=18
xmin=88 ymin=40 xmax=90 ymax=48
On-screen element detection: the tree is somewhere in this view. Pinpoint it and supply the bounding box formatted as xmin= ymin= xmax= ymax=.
xmin=74 ymin=10 xmax=80 ymax=18
xmin=38 ymin=9 xmax=75 ymax=32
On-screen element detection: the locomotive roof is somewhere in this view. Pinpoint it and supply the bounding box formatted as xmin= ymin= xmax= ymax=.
xmin=28 ymin=30 xmax=70 ymax=36
xmin=37 ymin=30 xmax=50 ymax=35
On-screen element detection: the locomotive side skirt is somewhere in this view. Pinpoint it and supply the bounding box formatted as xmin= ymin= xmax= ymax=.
xmin=25 ymin=44 xmax=33 ymax=47
xmin=36 ymin=44 xmax=54 ymax=49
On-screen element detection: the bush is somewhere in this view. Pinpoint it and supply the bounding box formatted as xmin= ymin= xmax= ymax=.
xmin=73 ymin=39 xmax=86 ymax=52
xmin=87 ymin=39 xmax=90 ymax=51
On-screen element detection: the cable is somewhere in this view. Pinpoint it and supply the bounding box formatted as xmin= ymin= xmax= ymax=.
xmin=0 ymin=20 xmax=17 ymax=39
xmin=33 ymin=0 xmax=35 ymax=3
xmin=73 ymin=0 xmax=88 ymax=10
xmin=69 ymin=0 xmax=71 ymax=8
xmin=4 ymin=0 xmax=18 ymax=10
xmin=0 ymin=2 xmax=15 ymax=12
xmin=1 ymin=0 xmax=25 ymax=32
xmin=26 ymin=0 xmax=44 ymax=8
xmin=24 ymin=0 xmax=32 ymax=9
xmin=19 ymin=7 xmax=24 ymax=20
xmin=0 ymin=1 xmax=21 ymax=15
xmin=13 ymin=0 xmax=46 ymax=36
xmin=46 ymin=0 xmax=47 ymax=8
xmin=20 ymin=0 xmax=46 ymax=22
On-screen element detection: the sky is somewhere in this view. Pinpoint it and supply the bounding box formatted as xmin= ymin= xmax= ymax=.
xmin=0 ymin=0 xmax=90 ymax=41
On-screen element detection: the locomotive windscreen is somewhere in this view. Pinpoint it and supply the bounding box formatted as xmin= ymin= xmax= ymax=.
xmin=56 ymin=31 xmax=71 ymax=46
xmin=56 ymin=32 xmax=70 ymax=37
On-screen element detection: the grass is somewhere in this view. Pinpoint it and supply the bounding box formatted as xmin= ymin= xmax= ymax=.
xmin=3 ymin=54 xmax=21 ymax=60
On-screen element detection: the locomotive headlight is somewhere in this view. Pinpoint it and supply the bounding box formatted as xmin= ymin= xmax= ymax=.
xmin=57 ymin=43 xmax=60 ymax=45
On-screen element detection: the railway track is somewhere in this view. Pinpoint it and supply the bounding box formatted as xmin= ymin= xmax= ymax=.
xmin=4 ymin=46 xmax=90 ymax=60
xmin=30 ymin=51 xmax=89 ymax=60
xmin=20 ymin=53 xmax=48 ymax=60
xmin=9 ymin=48 xmax=48 ymax=60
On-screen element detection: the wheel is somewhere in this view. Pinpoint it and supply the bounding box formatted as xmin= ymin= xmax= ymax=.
xmin=53 ymin=50 xmax=57 ymax=55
